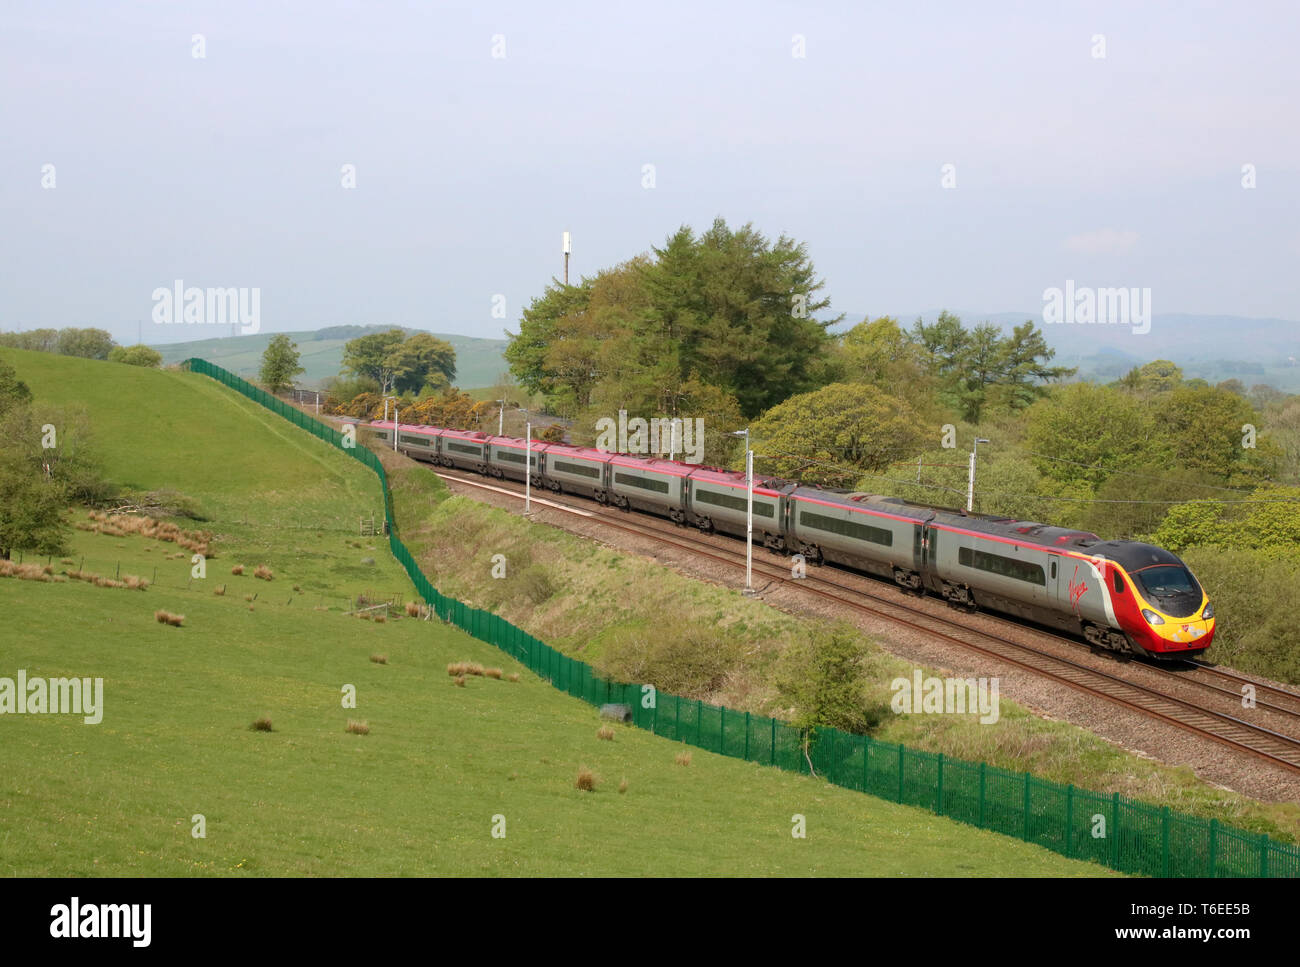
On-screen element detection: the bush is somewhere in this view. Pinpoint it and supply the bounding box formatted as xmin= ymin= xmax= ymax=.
xmin=1182 ymin=547 xmax=1300 ymax=684
xmin=774 ymin=623 xmax=887 ymax=736
xmin=597 ymin=616 xmax=745 ymax=698
xmin=575 ymin=767 xmax=597 ymax=791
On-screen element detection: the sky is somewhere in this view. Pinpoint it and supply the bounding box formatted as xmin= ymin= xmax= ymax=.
xmin=3 ymin=0 xmax=1298 ymax=346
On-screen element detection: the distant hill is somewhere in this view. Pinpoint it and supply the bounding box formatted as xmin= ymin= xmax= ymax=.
xmin=841 ymin=310 xmax=1300 ymax=392
xmin=152 ymin=326 xmax=510 ymax=391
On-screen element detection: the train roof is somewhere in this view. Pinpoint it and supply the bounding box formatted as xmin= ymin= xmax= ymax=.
xmin=1087 ymin=541 xmax=1185 ymax=570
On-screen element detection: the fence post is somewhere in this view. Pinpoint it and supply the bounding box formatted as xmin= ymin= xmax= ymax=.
xmin=1161 ymin=807 xmax=1171 ymax=878
xmin=830 ymin=729 xmax=837 ymax=785
xmin=1209 ymin=819 xmax=1218 ymax=878
xmin=1022 ymin=772 xmax=1031 ymax=841
xmin=863 ymin=736 xmax=870 ymax=792
xmin=696 ymin=700 xmax=702 ymax=747
xmin=1065 ymin=784 xmax=1074 ymax=858
xmin=770 ymin=718 xmax=776 ymax=766
xmin=744 ymin=711 xmax=750 ymax=761
xmin=978 ymin=762 xmax=986 ymax=828
xmin=897 ymin=745 xmax=905 ymax=803
xmin=1111 ymin=793 xmax=1120 ymax=869
xmin=1261 ymin=833 xmax=1270 ymax=878
xmin=719 ymin=705 xmax=725 ymax=754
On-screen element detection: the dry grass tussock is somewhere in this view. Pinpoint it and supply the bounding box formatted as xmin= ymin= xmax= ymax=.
xmin=674 ymin=751 xmax=692 ymax=766
xmin=575 ymin=767 xmax=597 ymax=792
xmin=250 ymin=716 xmax=273 ymax=732
xmin=597 ymin=725 xmax=615 ymax=741
xmin=0 ymin=561 xmax=67 ymax=583
xmin=154 ymin=610 xmax=185 ymax=627
xmin=370 ymin=654 xmax=388 ymax=665
xmin=230 ymin=564 xmax=245 ymax=575
xmin=345 ymin=720 xmax=370 ymax=735
xmin=253 ymin=564 xmax=273 ymax=581
xmin=65 ymin=569 xmax=149 ymax=591
xmin=81 ymin=510 xmax=213 ymax=557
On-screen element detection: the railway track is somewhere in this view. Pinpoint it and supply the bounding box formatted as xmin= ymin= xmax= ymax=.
xmin=432 ymin=465 xmax=1300 ymax=776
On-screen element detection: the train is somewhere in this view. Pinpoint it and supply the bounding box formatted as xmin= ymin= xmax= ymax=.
xmin=366 ymin=419 xmax=1216 ymax=660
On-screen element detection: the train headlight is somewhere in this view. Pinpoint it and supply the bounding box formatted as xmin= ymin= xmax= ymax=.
xmin=1141 ymin=609 xmax=1165 ymax=626
xmin=1203 ymin=603 xmax=1214 ymax=620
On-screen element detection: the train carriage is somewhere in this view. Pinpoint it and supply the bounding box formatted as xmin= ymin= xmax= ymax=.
xmin=487 ymin=436 xmax=540 ymax=483
xmin=684 ymin=468 xmax=786 ymax=543
xmin=608 ymin=458 xmax=688 ymax=519
xmin=540 ymin=445 xmax=610 ymax=498
xmin=439 ymin=429 xmax=491 ymax=472
xmin=788 ymin=490 xmax=929 ymax=587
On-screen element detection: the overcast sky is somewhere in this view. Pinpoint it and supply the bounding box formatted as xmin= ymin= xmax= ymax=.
xmin=3 ymin=0 xmax=1297 ymax=345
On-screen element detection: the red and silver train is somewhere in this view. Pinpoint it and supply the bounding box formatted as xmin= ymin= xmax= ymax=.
xmin=368 ymin=420 xmax=1216 ymax=660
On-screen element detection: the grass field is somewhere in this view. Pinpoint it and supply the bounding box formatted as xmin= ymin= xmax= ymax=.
xmin=0 ymin=350 xmax=1109 ymax=875
xmin=150 ymin=327 xmax=510 ymax=391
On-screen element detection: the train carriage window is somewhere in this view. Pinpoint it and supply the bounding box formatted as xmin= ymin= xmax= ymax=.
xmin=799 ymin=510 xmax=892 ymax=547
xmin=447 ymin=442 xmax=482 ymax=456
xmin=614 ymin=471 xmax=670 ymax=494
xmin=958 ymin=545 xmax=1045 ymax=586
xmin=399 ymin=434 xmax=431 ymax=446
xmin=1050 ymin=561 xmax=1057 ymax=580
xmin=552 ymin=460 xmax=601 ymax=479
xmin=497 ymin=450 xmax=526 ymax=464
xmin=694 ymin=488 xmax=775 ymax=518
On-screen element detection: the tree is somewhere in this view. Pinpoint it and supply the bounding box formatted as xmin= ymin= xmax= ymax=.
xmin=506 ymin=219 xmax=839 ymax=421
xmin=55 ymin=328 xmax=116 ymax=360
xmin=259 ymin=334 xmax=305 ymax=394
xmin=1024 ymin=383 xmax=1162 ymax=489
xmin=386 ymin=332 xmax=457 ymax=394
xmin=108 ymin=344 xmax=163 ymax=368
xmin=835 ymin=316 xmax=935 ymax=402
xmin=0 ymin=356 xmax=33 ymax=416
xmin=341 ymin=328 xmax=407 ymax=394
xmin=0 ymin=405 xmax=70 ymax=560
xmin=1117 ymin=359 xmax=1183 ymax=395
xmin=911 ymin=314 xmax=1072 ymax=422
xmin=775 ymin=624 xmax=883 ymax=736
xmin=751 ymin=383 xmax=927 ymax=487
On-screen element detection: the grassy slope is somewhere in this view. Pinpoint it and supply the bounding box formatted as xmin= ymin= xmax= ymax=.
xmin=379 ymin=451 xmax=1300 ymax=845
xmin=0 ymin=350 xmax=1105 ymax=876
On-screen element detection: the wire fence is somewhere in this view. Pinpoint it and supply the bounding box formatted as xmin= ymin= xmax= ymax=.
xmin=181 ymin=357 xmax=1299 ymax=878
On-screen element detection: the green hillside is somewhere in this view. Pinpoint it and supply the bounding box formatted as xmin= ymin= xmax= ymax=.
xmin=0 ymin=349 xmax=1110 ymax=875
xmin=151 ymin=325 xmax=510 ymax=391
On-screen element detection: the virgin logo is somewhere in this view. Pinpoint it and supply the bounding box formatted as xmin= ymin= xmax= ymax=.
xmin=1068 ymin=565 xmax=1089 ymax=613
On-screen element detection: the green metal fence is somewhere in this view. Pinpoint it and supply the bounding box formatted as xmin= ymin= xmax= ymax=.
xmin=181 ymin=357 xmax=1298 ymax=878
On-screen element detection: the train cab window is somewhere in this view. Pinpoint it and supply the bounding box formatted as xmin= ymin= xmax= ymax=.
xmin=1113 ymin=571 xmax=1125 ymax=594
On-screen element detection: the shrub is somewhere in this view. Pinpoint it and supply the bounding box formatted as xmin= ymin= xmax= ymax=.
xmin=154 ymin=610 xmax=184 ymax=627
xmin=575 ymin=767 xmax=597 ymax=792
xmin=597 ymin=725 xmax=615 ymax=741
xmin=231 ymin=564 xmax=245 ymax=576
xmin=345 ymin=720 xmax=370 ymax=735
xmin=370 ymin=654 xmax=388 ymax=665
xmin=250 ymin=716 xmax=273 ymax=732
xmin=485 ymin=668 xmax=502 ymax=680
xmin=254 ymin=564 xmax=273 ymax=581
xmin=674 ymin=751 xmax=692 ymax=766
